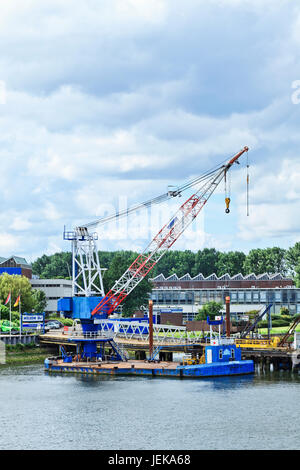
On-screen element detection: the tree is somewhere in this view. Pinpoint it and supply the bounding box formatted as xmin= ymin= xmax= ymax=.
xmin=286 ymin=242 xmax=300 ymax=287
xmin=32 ymin=289 xmax=47 ymax=312
xmin=0 ymin=273 xmax=35 ymax=313
xmin=0 ymin=304 xmax=9 ymax=320
xmin=0 ymin=304 xmax=20 ymax=323
xmin=32 ymin=252 xmax=72 ymax=279
xmin=195 ymin=301 xmax=223 ymax=321
xmin=280 ymin=306 xmax=290 ymax=316
xmin=245 ymin=309 xmax=260 ymax=320
xmin=151 ymin=250 xmax=196 ymax=278
xmin=243 ymin=247 xmax=287 ymax=275
xmin=216 ymin=251 xmax=246 ymax=276
xmin=32 ymin=254 xmax=51 ymax=277
xmin=191 ymin=248 xmax=221 ymax=277
xmin=103 ymin=251 xmax=152 ymax=317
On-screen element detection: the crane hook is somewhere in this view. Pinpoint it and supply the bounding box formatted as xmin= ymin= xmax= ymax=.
xmin=225 ymin=197 xmax=231 ymax=214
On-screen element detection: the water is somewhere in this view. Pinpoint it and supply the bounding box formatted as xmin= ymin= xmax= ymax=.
xmin=0 ymin=364 xmax=299 ymax=450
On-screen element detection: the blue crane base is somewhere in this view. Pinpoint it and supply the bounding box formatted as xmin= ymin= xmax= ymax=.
xmin=57 ymin=297 xmax=129 ymax=361
xmin=58 ymin=296 xmax=109 ymax=320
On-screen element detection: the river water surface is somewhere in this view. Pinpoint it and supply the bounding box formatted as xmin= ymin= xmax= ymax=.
xmin=0 ymin=364 xmax=299 ymax=450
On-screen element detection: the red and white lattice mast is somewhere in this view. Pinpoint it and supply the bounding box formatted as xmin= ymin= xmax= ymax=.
xmin=91 ymin=147 xmax=249 ymax=317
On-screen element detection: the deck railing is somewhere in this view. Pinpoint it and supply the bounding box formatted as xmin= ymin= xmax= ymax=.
xmin=94 ymin=320 xmax=207 ymax=344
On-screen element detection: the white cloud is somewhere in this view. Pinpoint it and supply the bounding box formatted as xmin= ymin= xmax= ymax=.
xmin=115 ymin=0 xmax=167 ymax=25
xmin=238 ymin=202 xmax=300 ymax=242
xmin=10 ymin=217 xmax=32 ymax=231
xmin=0 ymin=233 xmax=20 ymax=252
xmin=236 ymin=157 xmax=300 ymax=244
xmin=0 ymin=0 xmax=299 ymax=260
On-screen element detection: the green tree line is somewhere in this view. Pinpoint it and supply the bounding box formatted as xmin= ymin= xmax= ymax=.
xmin=30 ymin=243 xmax=300 ymax=316
xmin=32 ymin=242 xmax=300 ymax=284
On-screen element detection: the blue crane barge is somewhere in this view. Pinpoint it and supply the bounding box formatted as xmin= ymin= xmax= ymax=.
xmin=44 ymin=315 xmax=254 ymax=378
xmin=46 ymin=147 xmax=254 ymax=378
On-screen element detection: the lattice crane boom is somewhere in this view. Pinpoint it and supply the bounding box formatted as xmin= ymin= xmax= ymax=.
xmin=91 ymin=146 xmax=249 ymax=317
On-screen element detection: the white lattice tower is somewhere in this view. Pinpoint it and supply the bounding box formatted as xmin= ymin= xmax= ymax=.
xmin=64 ymin=226 xmax=105 ymax=297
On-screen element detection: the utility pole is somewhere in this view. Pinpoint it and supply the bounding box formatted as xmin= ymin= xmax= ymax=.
xmin=149 ymin=300 xmax=154 ymax=360
xmin=225 ymin=295 xmax=231 ymax=338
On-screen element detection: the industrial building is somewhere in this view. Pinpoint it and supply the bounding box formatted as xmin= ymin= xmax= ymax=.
xmin=0 ymin=256 xmax=32 ymax=279
xmin=150 ymin=272 xmax=300 ymax=322
xmin=30 ymin=278 xmax=72 ymax=315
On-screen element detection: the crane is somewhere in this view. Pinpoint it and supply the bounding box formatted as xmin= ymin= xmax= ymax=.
xmin=63 ymin=152 xmax=241 ymax=300
xmin=91 ymin=146 xmax=249 ymax=318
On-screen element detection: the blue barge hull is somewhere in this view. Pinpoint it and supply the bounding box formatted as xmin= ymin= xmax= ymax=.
xmin=45 ymin=359 xmax=254 ymax=378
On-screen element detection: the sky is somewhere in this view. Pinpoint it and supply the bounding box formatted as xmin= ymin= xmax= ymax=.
xmin=0 ymin=0 xmax=299 ymax=263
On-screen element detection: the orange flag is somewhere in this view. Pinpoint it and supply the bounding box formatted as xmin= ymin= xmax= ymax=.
xmin=14 ymin=295 xmax=21 ymax=308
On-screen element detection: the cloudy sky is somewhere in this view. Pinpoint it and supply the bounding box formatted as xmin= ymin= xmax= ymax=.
xmin=0 ymin=0 xmax=299 ymax=263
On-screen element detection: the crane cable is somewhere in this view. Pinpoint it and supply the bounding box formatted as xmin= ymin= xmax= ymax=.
xmin=246 ymin=151 xmax=250 ymax=216
xmin=82 ymin=154 xmax=238 ymax=229
xmin=84 ymin=169 xmax=222 ymax=229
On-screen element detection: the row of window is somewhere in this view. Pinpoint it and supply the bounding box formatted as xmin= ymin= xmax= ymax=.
xmin=152 ymin=289 xmax=300 ymax=304
xmin=31 ymin=284 xmax=71 ymax=288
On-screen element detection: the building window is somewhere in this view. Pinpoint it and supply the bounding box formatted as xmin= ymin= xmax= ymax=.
xmin=275 ymin=292 xmax=281 ymax=302
xmin=268 ymin=291 xmax=275 ymax=302
xmin=238 ymin=291 xmax=244 ymax=302
xmin=260 ymin=291 xmax=267 ymax=302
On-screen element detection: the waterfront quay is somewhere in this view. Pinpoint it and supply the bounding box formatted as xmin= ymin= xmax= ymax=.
xmin=241 ymin=347 xmax=299 ymax=371
xmin=0 ymin=334 xmax=39 ymax=346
